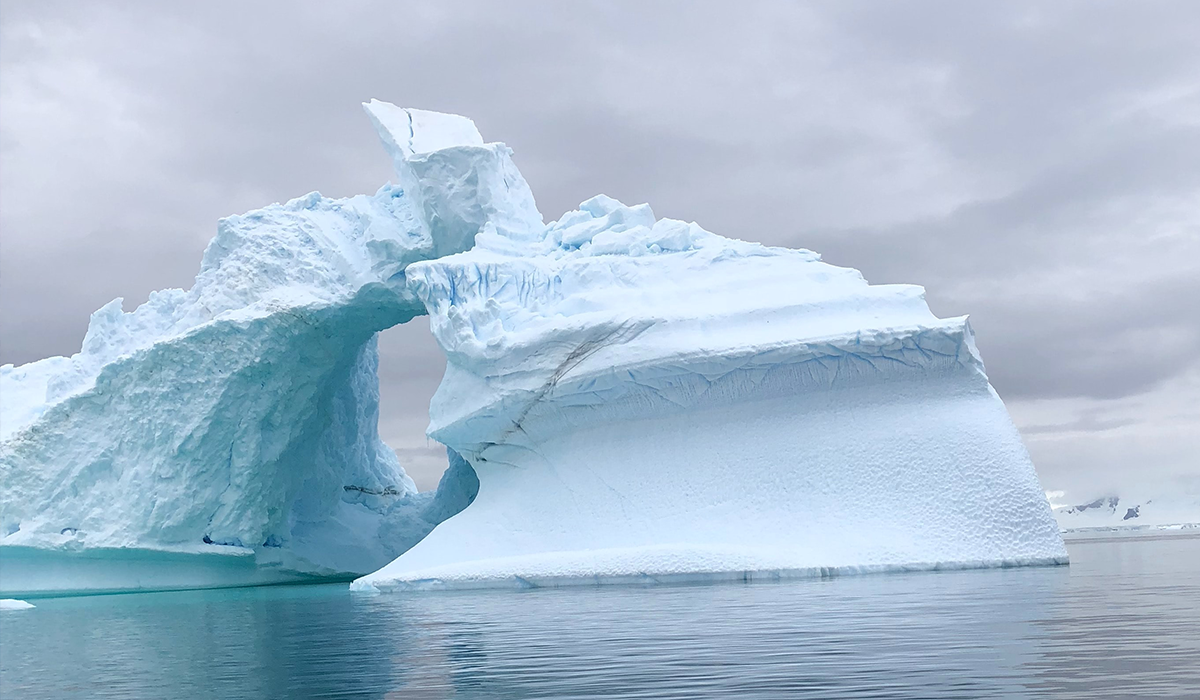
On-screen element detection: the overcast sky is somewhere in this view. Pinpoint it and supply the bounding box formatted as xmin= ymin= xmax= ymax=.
xmin=2 ymin=1 xmax=1197 ymax=496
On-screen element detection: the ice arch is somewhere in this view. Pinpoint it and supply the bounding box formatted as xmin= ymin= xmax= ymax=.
xmin=3 ymin=100 xmax=1066 ymax=596
xmin=0 ymin=102 xmax=538 ymax=596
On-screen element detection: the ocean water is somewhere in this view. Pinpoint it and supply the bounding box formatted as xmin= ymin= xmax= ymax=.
xmin=2 ymin=536 xmax=1197 ymax=699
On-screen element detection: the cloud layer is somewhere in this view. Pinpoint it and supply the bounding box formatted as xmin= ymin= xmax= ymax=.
xmin=2 ymin=1 xmax=1196 ymax=494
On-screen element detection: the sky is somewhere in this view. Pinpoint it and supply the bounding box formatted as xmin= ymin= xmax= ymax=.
xmin=1 ymin=1 xmax=1197 ymax=496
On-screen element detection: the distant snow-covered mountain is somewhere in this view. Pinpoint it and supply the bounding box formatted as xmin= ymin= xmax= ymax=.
xmin=1051 ymin=485 xmax=1200 ymax=533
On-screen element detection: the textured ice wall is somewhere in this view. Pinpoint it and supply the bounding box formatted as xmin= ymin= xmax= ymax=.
xmin=0 ymin=101 xmax=534 ymax=596
xmin=354 ymin=194 xmax=1068 ymax=591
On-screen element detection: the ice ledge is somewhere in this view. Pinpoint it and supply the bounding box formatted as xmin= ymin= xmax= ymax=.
xmin=427 ymin=316 xmax=986 ymax=451
xmin=0 ymin=544 xmax=334 ymax=598
xmin=351 ymin=547 xmax=1070 ymax=593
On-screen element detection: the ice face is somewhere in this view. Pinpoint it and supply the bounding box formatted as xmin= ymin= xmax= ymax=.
xmin=353 ymin=193 xmax=1068 ymax=591
xmin=0 ymin=101 xmax=532 ymax=596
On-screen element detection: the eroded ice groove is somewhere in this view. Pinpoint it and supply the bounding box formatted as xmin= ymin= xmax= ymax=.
xmin=0 ymin=100 xmax=532 ymax=596
xmin=353 ymin=193 xmax=1068 ymax=592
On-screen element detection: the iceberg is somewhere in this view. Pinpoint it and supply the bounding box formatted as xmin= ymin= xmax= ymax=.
xmin=0 ymin=101 xmax=530 ymax=596
xmin=2 ymin=99 xmax=1065 ymax=596
xmin=353 ymin=191 xmax=1068 ymax=591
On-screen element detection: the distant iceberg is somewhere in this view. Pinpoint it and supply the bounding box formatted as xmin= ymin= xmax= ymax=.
xmin=0 ymin=102 xmax=517 ymax=595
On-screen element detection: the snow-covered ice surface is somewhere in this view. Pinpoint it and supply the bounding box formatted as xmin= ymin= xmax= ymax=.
xmin=0 ymin=101 xmax=518 ymax=596
xmin=353 ymin=189 xmax=1068 ymax=592
xmin=0 ymin=598 xmax=35 ymax=610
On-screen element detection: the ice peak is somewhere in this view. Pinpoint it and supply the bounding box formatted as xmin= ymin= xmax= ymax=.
xmin=362 ymin=100 xmax=484 ymax=163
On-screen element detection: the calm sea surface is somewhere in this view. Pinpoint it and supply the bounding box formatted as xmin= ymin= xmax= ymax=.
xmin=2 ymin=536 xmax=1198 ymax=699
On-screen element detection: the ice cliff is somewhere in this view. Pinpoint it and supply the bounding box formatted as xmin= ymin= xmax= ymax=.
xmin=353 ymin=193 xmax=1068 ymax=591
xmin=0 ymin=101 xmax=529 ymax=595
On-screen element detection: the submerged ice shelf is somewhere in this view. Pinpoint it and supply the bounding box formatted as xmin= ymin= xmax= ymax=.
xmin=2 ymin=99 xmax=1065 ymax=596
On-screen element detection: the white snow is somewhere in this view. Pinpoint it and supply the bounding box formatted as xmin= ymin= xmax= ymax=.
xmin=0 ymin=100 xmax=514 ymax=596
xmin=353 ymin=192 xmax=1068 ymax=592
xmin=0 ymin=598 xmax=35 ymax=610
xmin=1052 ymin=478 xmax=1200 ymax=535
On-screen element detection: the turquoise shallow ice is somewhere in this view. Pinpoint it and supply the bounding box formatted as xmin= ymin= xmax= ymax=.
xmin=2 ymin=101 xmax=1064 ymax=596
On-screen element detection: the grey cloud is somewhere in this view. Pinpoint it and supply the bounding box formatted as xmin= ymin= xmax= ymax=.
xmin=2 ymin=0 xmax=1198 ymax=495
xmin=799 ymin=121 xmax=1200 ymax=400
xmin=376 ymin=321 xmax=446 ymax=490
xmin=977 ymin=291 xmax=1200 ymax=402
xmin=1020 ymin=414 xmax=1138 ymax=437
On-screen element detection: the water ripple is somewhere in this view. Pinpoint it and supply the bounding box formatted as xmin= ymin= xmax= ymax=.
xmin=2 ymin=538 xmax=1198 ymax=699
